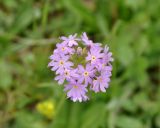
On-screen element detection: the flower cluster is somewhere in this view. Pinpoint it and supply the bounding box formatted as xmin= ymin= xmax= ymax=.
xmin=48 ymin=33 xmax=113 ymax=102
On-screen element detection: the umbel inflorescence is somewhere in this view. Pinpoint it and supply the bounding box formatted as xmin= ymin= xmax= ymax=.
xmin=48 ymin=32 xmax=113 ymax=102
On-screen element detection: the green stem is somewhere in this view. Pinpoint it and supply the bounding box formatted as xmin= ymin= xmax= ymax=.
xmin=55 ymin=93 xmax=66 ymax=116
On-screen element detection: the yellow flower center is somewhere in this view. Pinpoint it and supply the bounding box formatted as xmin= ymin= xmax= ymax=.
xmin=73 ymin=85 xmax=78 ymax=88
xmin=84 ymin=71 xmax=89 ymax=76
xmin=91 ymin=56 xmax=96 ymax=61
xmin=102 ymin=64 xmax=105 ymax=67
xmin=61 ymin=47 xmax=65 ymax=51
xmin=59 ymin=60 xmax=64 ymax=65
xmin=65 ymin=71 xmax=69 ymax=76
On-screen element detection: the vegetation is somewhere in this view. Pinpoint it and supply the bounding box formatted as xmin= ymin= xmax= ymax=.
xmin=0 ymin=0 xmax=159 ymax=128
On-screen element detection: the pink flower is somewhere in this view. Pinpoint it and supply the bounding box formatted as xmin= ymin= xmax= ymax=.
xmin=81 ymin=32 xmax=101 ymax=48
xmin=77 ymin=64 xmax=95 ymax=86
xmin=86 ymin=46 xmax=104 ymax=65
xmin=81 ymin=32 xmax=93 ymax=46
xmin=49 ymin=32 xmax=113 ymax=102
xmin=64 ymin=80 xmax=88 ymax=102
xmin=55 ymin=69 xmax=79 ymax=85
xmin=48 ymin=54 xmax=73 ymax=74
xmin=103 ymin=45 xmax=114 ymax=63
xmin=92 ymin=72 xmax=111 ymax=93
xmin=54 ymin=41 xmax=75 ymax=55
xmin=60 ymin=34 xmax=80 ymax=47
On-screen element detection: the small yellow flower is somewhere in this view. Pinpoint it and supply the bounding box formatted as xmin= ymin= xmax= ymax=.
xmin=36 ymin=100 xmax=55 ymax=119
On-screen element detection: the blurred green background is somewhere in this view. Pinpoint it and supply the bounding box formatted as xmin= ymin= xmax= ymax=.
xmin=0 ymin=0 xmax=160 ymax=128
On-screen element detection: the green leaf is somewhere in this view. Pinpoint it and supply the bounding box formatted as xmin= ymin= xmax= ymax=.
xmin=10 ymin=2 xmax=34 ymax=34
xmin=116 ymin=44 xmax=134 ymax=66
xmin=156 ymin=114 xmax=160 ymax=128
xmin=13 ymin=111 xmax=45 ymax=128
xmin=125 ymin=0 xmax=145 ymax=10
xmin=96 ymin=14 xmax=109 ymax=37
xmin=50 ymin=101 xmax=68 ymax=128
xmin=122 ymin=99 xmax=137 ymax=113
xmin=62 ymin=0 xmax=95 ymax=27
xmin=68 ymin=103 xmax=81 ymax=128
xmin=116 ymin=115 xmax=144 ymax=128
xmin=0 ymin=60 xmax=12 ymax=89
xmin=81 ymin=103 xmax=106 ymax=128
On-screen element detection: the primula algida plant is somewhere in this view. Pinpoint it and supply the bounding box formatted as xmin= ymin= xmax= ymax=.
xmin=48 ymin=32 xmax=113 ymax=102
